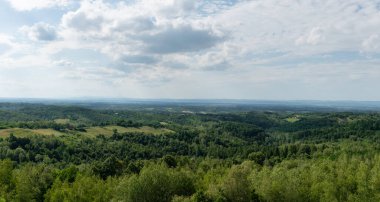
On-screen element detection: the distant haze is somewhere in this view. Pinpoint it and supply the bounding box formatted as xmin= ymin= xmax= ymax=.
xmin=1 ymin=98 xmax=380 ymax=112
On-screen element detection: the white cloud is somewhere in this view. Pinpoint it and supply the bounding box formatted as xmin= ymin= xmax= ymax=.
xmin=362 ymin=34 xmax=380 ymax=52
xmin=296 ymin=27 xmax=324 ymax=46
xmin=60 ymin=66 xmax=126 ymax=80
xmin=213 ymin=0 xmax=380 ymax=55
xmin=56 ymin=0 xmax=225 ymax=66
xmin=140 ymin=25 xmax=222 ymax=54
xmin=6 ymin=0 xmax=71 ymax=11
xmin=0 ymin=34 xmax=13 ymax=55
xmin=20 ymin=23 xmax=58 ymax=41
xmin=0 ymin=34 xmax=28 ymax=57
xmin=53 ymin=59 xmax=73 ymax=67
xmin=3 ymin=0 xmax=380 ymax=99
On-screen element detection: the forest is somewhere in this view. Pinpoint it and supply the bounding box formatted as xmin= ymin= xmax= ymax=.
xmin=1 ymin=102 xmax=380 ymax=201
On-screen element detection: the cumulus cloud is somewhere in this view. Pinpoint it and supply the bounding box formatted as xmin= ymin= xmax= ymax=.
xmin=205 ymin=0 xmax=380 ymax=71
xmin=56 ymin=0 xmax=225 ymax=67
xmin=120 ymin=55 xmax=158 ymax=64
xmin=158 ymin=0 xmax=198 ymax=17
xmin=62 ymin=9 xmax=105 ymax=32
xmin=141 ymin=25 xmax=222 ymax=54
xmin=0 ymin=34 xmax=24 ymax=56
xmin=6 ymin=0 xmax=71 ymax=11
xmin=20 ymin=23 xmax=58 ymax=41
xmin=113 ymin=16 xmax=156 ymax=33
xmin=4 ymin=0 xmax=380 ymax=99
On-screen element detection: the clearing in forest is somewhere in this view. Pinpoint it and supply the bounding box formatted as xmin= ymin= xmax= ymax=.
xmin=81 ymin=125 xmax=174 ymax=137
xmin=0 ymin=128 xmax=65 ymax=137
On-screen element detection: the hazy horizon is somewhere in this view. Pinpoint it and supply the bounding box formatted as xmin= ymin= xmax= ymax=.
xmin=1 ymin=0 xmax=380 ymax=100
xmin=2 ymin=96 xmax=380 ymax=101
xmin=2 ymin=97 xmax=380 ymax=105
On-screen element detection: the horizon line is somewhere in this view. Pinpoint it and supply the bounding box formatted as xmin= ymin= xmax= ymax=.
xmin=1 ymin=97 xmax=380 ymax=103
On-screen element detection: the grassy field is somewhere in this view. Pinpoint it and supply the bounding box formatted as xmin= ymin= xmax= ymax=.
xmin=0 ymin=125 xmax=174 ymax=138
xmin=285 ymin=116 xmax=300 ymax=123
xmin=54 ymin=119 xmax=71 ymax=124
xmin=0 ymin=128 xmax=65 ymax=138
xmin=82 ymin=125 xmax=174 ymax=137
xmin=54 ymin=118 xmax=85 ymax=126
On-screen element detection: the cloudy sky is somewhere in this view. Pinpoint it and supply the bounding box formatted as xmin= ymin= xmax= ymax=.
xmin=0 ymin=0 xmax=380 ymax=100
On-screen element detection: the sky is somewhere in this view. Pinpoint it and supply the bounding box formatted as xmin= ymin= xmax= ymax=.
xmin=0 ymin=0 xmax=380 ymax=100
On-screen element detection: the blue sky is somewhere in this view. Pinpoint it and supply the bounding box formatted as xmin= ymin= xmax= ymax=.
xmin=0 ymin=0 xmax=380 ymax=100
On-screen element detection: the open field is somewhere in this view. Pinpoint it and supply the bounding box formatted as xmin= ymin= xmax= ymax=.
xmin=0 ymin=125 xmax=174 ymax=138
xmin=0 ymin=128 xmax=65 ymax=137
xmin=285 ymin=116 xmax=300 ymax=123
xmin=82 ymin=125 xmax=174 ymax=136
xmin=54 ymin=118 xmax=72 ymax=124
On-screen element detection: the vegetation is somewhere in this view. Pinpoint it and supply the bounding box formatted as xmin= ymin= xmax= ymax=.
xmin=1 ymin=102 xmax=380 ymax=201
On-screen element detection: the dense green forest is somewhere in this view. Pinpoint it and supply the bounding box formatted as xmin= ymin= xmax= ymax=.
xmin=1 ymin=102 xmax=380 ymax=201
